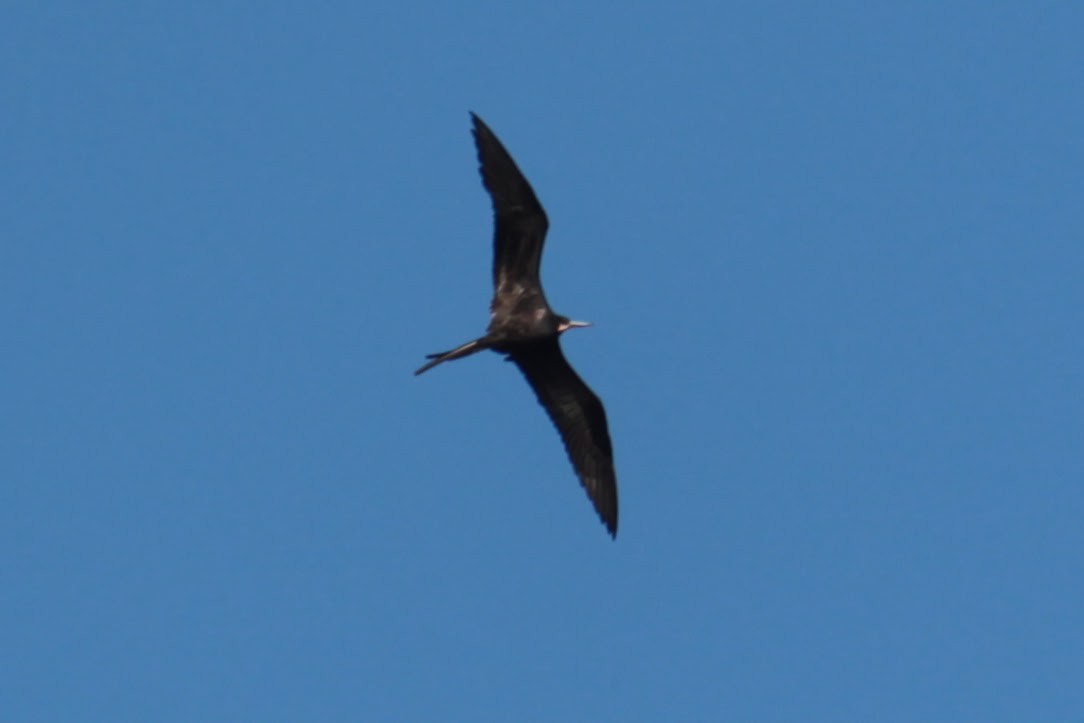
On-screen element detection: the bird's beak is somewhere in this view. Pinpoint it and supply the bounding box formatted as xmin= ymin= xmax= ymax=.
xmin=559 ymin=319 xmax=593 ymax=332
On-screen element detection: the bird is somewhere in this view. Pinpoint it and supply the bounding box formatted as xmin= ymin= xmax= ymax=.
xmin=414 ymin=113 xmax=618 ymax=538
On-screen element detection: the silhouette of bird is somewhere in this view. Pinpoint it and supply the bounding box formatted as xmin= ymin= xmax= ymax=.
xmin=415 ymin=113 xmax=618 ymax=538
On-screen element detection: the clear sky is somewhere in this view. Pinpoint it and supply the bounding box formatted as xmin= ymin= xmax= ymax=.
xmin=4 ymin=3 xmax=1082 ymax=720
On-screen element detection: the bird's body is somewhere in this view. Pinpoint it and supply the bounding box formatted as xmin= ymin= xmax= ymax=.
xmin=415 ymin=113 xmax=619 ymax=538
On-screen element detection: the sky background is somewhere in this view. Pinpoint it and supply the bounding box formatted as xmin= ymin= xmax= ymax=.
xmin=3 ymin=3 xmax=1083 ymax=720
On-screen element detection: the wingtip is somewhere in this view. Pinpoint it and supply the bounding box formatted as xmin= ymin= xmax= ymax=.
xmin=469 ymin=112 xmax=492 ymax=138
xmin=594 ymin=483 xmax=618 ymax=539
xmin=603 ymin=512 xmax=618 ymax=539
xmin=595 ymin=500 xmax=618 ymax=539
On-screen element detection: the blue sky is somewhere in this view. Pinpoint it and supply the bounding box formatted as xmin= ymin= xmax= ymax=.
xmin=3 ymin=3 xmax=1082 ymax=720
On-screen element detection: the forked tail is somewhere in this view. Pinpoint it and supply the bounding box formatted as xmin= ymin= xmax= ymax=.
xmin=414 ymin=336 xmax=491 ymax=376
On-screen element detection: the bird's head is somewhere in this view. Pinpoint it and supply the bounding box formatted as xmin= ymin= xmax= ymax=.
xmin=557 ymin=317 xmax=592 ymax=334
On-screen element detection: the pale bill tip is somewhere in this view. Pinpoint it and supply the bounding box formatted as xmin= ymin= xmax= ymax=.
xmin=560 ymin=319 xmax=592 ymax=332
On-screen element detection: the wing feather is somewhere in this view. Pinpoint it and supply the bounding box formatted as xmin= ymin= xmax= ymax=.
xmin=471 ymin=113 xmax=550 ymax=296
xmin=509 ymin=339 xmax=618 ymax=537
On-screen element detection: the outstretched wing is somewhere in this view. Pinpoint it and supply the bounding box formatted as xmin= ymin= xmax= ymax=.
xmin=471 ymin=113 xmax=550 ymax=298
xmin=509 ymin=339 xmax=618 ymax=537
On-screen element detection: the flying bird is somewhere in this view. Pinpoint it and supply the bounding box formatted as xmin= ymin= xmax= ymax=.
xmin=415 ymin=113 xmax=618 ymax=538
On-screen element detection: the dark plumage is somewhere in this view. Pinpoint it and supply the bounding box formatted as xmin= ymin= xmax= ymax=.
xmin=414 ymin=113 xmax=618 ymax=538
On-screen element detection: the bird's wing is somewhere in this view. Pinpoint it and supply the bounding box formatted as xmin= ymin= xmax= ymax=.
xmin=509 ymin=339 xmax=618 ymax=537
xmin=471 ymin=113 xmax=550 ymax=297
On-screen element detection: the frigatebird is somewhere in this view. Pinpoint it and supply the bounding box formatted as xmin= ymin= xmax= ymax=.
xmin=414 ymin=113 xmax=618 ymax=538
